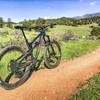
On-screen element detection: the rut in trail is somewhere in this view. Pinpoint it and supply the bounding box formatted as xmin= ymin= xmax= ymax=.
xmin=0 ymin=48 xmax=100 ymax=100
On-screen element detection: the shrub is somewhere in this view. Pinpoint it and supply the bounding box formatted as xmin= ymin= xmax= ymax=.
xmin=62 ymin=30 xmax=78 ymax=41
xmin=89 ymin=25 xmax=94 ymax=28
xmin=53 ymin=31 xmax=64 ymax=42
xmin=90 ymin=27 xmax=100 ymax=37
xmin=71 ymin=24 xmax=78 ymax=27
xmin=53 ymin=30 xmax=79 ymax=42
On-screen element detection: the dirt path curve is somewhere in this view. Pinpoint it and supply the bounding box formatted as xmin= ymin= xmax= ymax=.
xmin=0 ymin=48 xmax=100 ymax=100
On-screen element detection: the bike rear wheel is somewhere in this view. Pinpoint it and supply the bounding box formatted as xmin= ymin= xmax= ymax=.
xmin=44 ymin=40 xmax=61 ymax=69
xmin=0 ymin=45 xmax=31 ymax=90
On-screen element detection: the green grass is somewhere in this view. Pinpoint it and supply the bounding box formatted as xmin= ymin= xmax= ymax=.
xmin=70 ymin=72 xmax=100 ymax=100
xmin=0 ymin=50 xmax=23 ymax=79
xmin=61 ymin=40 xmax=100 ymax=59
xmin=49 ymin=25 xmax=91 ymax=36
xmin=0 ymin=25 xmax=92 ymax=46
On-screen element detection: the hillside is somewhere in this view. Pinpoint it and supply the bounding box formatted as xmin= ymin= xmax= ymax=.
xmin=75 ymin=12 xmax=100 ymax=19
xmin=82 ymin=12 xmax=100 ymax=18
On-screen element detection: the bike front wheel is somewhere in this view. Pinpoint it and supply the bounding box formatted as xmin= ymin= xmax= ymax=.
xmin=0 ymin=45 xmax=31 ymax=90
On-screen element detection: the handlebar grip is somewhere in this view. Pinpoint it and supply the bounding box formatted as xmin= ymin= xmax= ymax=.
xmin=15 ymin=26 xmax=30 ymax=30
xmin=14 ymin=26 xmax=21 ymax=30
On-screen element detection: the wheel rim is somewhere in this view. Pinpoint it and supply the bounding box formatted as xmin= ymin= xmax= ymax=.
xmin=46 ymin=42 xmax=61 ymax=66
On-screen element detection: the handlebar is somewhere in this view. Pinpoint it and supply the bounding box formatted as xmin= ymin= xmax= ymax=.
xmin=14 ymin=24 xmax=56 ymax=31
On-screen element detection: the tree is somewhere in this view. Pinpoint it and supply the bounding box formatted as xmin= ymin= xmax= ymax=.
xmin=0 ymin=17 xmax=4 ymax=28
xmin=22 ymin=19 xmax=33 ymax=27
xmin=7 ymin=18 xmax=13 ymax=28
xmin=35 ymin=18 xmax=46 ymax=26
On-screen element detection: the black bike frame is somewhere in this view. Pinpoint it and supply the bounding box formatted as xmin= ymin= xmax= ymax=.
xmin=16 ymin=29 xmax=51 ymax=65
xmin=22 ymin=29 xmax=50 ymax=49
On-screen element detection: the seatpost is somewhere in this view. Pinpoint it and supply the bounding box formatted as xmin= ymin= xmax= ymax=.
xmin=21 ymin=29 xmax=30 ymax=49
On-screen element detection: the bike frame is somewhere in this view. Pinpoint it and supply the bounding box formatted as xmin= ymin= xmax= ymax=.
xmin=22 ymin=29 xmax=50 ymax=49
xmin=16 ymin=29 xmax=51 ymax=69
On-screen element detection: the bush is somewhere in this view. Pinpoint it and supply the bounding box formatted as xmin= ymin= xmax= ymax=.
xmin=53 ymin=31 xmax=64 ymax=42
xmin=62 ymin=30 xmax=78 ymax=41
xmin=90 ymin=27 xmax=100 ymax=37
xmin=71 ymin=24 xmax=78 ymax=27
xmin=89 ymin=25 xmax=94 ymax=28
xmin=53 ymin=30 xmax=79 ymax=42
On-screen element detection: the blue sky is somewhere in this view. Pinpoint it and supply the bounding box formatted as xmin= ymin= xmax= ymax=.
xmin=0 ymin=0 xmax=100 ymax=22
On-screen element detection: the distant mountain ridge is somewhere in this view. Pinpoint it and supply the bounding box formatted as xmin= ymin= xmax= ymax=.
xmin=74 ymin=12 xmax=100 ymax=19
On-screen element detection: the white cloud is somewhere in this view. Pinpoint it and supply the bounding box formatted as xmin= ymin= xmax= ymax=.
xmin=44 ymin=16 xmax=52 ymax=19
xmin=44 ymin=16 xmax=56 ymax=19
xmin=90 ymin=1 xmax=97 ymax=6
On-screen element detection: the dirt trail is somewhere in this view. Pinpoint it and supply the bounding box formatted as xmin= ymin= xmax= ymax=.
xmin=0 ymin=48 xmax=100 ymax=100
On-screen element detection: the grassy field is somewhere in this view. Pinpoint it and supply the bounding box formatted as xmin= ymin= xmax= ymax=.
xmin=0 ymin=24 xmax=97 ymax=59
xmin=61 ymin=40 xmax=100 ymax=59
xmin=0 ymin=25 xmax=99 ymax=68
xmin=0 ymin=25 xmax=100 ymax=98
xmin=49 ymin=25 xmax=91 ymax=36
xmin=0 ymin=25 xmax=92 ymax=44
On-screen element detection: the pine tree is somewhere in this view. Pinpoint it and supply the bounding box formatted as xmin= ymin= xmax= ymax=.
xmin=7 ymin=18 xmax=13 ymax=28
xmin=0 ymin=17 xmax=4 ymax=28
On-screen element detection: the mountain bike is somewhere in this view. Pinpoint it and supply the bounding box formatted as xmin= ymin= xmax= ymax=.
xmin=0 ymin=24 xmax=61 ymax=90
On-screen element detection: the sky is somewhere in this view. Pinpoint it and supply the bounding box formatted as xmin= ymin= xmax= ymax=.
xmin=0 ymin=0 xmax=100 ymax=22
